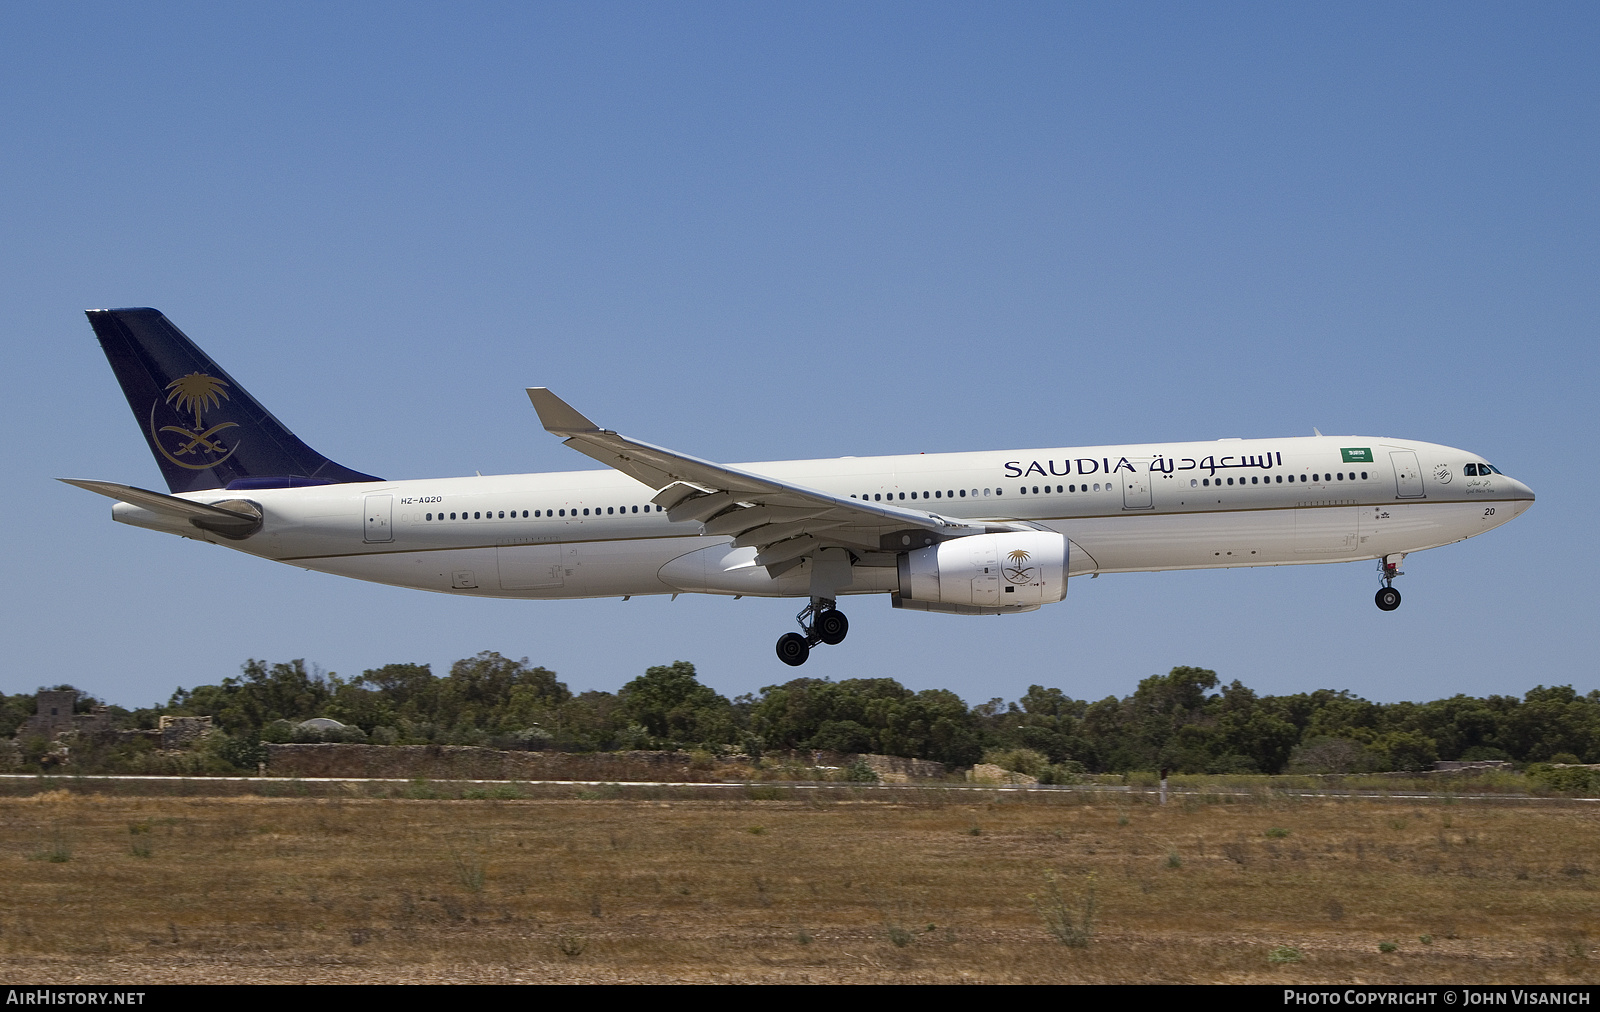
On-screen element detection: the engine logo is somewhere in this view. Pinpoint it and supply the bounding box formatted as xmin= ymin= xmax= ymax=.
xmin=1004 ymin=549 xmax=1035 ymax=585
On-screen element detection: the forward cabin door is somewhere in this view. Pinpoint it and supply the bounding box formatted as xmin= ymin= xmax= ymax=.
xmin=1390 ymin=451 xmax=1425 ymax=498
xmin=363 ymin=494 xmax=394 ymax=543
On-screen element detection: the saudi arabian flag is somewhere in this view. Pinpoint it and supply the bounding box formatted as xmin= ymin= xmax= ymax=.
xmin=1341 ymin=448 xmax=1373 ymax=463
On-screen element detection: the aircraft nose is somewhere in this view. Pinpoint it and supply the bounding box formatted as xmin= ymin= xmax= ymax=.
xmin=1508 ymin=478 xmax=1535 ymax=502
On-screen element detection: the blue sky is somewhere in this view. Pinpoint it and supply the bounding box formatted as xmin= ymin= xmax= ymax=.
xmin=2 ymin=3 xmax=1594 ymax=710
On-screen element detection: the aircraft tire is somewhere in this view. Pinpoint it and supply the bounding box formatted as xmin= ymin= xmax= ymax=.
xmin=1374 ymin=587 xmax=1402 ymax=612
xmin=776 ymin=632 xmax=811 ymax=666
xmin=815 ymin=609 xmax=849 ymax=646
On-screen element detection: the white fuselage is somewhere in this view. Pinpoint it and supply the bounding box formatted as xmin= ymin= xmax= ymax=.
xmin=111 ymin=435 xmax=1534 ymax=604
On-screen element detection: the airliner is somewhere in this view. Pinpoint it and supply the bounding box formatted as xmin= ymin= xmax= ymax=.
xmin=67 ymin=309 xmax=1535 ymax=666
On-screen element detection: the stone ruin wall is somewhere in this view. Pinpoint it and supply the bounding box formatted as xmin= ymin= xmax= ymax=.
xmin=263 ymin=743 xmax=948 ymax=783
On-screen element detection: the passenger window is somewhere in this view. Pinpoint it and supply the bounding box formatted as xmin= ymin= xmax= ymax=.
xmin=1361 ymin=472 xmax=1368 ymax=480
xmin=959 ymin=489 xmax=966 ymax=497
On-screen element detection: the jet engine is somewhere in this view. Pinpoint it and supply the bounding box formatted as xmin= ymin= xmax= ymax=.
xmin=895 ymin=531 xmax=1068 ymax=614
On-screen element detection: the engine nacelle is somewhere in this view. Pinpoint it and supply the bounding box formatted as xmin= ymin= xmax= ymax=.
xmin=895 ymin=531 xmax=1068 ymax=614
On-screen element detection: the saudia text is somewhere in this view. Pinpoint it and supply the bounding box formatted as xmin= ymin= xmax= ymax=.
xmin=1005 ymin=453 xmax=1283 ymax=479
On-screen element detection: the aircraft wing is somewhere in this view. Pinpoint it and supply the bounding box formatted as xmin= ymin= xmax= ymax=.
xmin=527 ymin=388 xmax=1018 ymax=571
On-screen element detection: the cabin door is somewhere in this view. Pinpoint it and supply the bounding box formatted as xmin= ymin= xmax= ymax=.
xmin=1390 ymin=451 xmax=1425 ymax=498
xmin=1121 ymin=461 xmax=1153 ymax=510
xmin=363 ymin=494 xmax=394 ymax=543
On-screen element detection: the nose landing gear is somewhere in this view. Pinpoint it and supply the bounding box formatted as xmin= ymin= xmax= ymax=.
xmin=775 ymin=598 xmax=849 ymax=666
xmin=1374 ymin=554 xmax=1405 ymax=612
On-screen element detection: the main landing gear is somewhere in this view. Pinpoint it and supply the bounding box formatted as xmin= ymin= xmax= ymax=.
xmin=1374 ymin=553 xmax=1405 ymax=612
xmin=775 ymin=598 xmax=849 ymax=666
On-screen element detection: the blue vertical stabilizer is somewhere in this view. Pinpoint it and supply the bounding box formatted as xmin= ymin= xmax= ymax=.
xmin=86 ymin=308 xmax=382 ymax=493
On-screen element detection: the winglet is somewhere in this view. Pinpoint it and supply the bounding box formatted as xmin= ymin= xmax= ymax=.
xmin=526 ymin=388 xmax=602 ymax=434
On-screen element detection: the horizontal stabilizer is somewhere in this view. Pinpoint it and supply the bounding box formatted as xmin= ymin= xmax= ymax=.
xmin=60 ymin=478 xmax=262 ymax=539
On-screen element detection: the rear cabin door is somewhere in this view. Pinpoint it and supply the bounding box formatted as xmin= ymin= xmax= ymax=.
xmin=363 ymin=494 xmax=394 ymax=543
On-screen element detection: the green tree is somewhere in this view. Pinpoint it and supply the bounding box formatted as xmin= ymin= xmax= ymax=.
xmin=618 ymin=661 xmax=737 ymax=747
xmin=167 ymin=659 xmax=340 ymax=734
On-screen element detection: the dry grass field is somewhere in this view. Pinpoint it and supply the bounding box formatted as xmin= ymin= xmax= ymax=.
xmin=0 ymin=786 xmax=1596 ymax=984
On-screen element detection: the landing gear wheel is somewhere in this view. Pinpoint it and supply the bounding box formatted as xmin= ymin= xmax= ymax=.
xmin=776 ymin=632 xmax=811 ymax=666
xmin=815 ymin=609 xmax=849 ymax=646
xmin=1374 ymin=586 xmax=1402 ymax=612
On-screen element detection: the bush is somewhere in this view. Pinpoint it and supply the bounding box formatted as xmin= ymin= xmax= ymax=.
xmin=844 ymin=760 xmax=879 ymax=783
xmin=198 ymin=730 xmax=266 ymax=771
xmin=1031 ymin=871 xmax=1096 ymax=947
xmin=1286 ymin=736 xmax=1370 ymax=775
xmin=982 ymin=748 xmax=1051 ymax=778
xmin=1037 ymin=761 xmax=1087 ymax=785
xmin=1527 ymin=763 xmax=1596 ymax=795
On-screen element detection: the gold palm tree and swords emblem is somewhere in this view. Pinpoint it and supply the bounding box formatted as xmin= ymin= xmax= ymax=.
xmin=1003 ymin=548 xmax=1035 ymax=584
xmin=147 ymin=372 xmax=241 ymax=469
